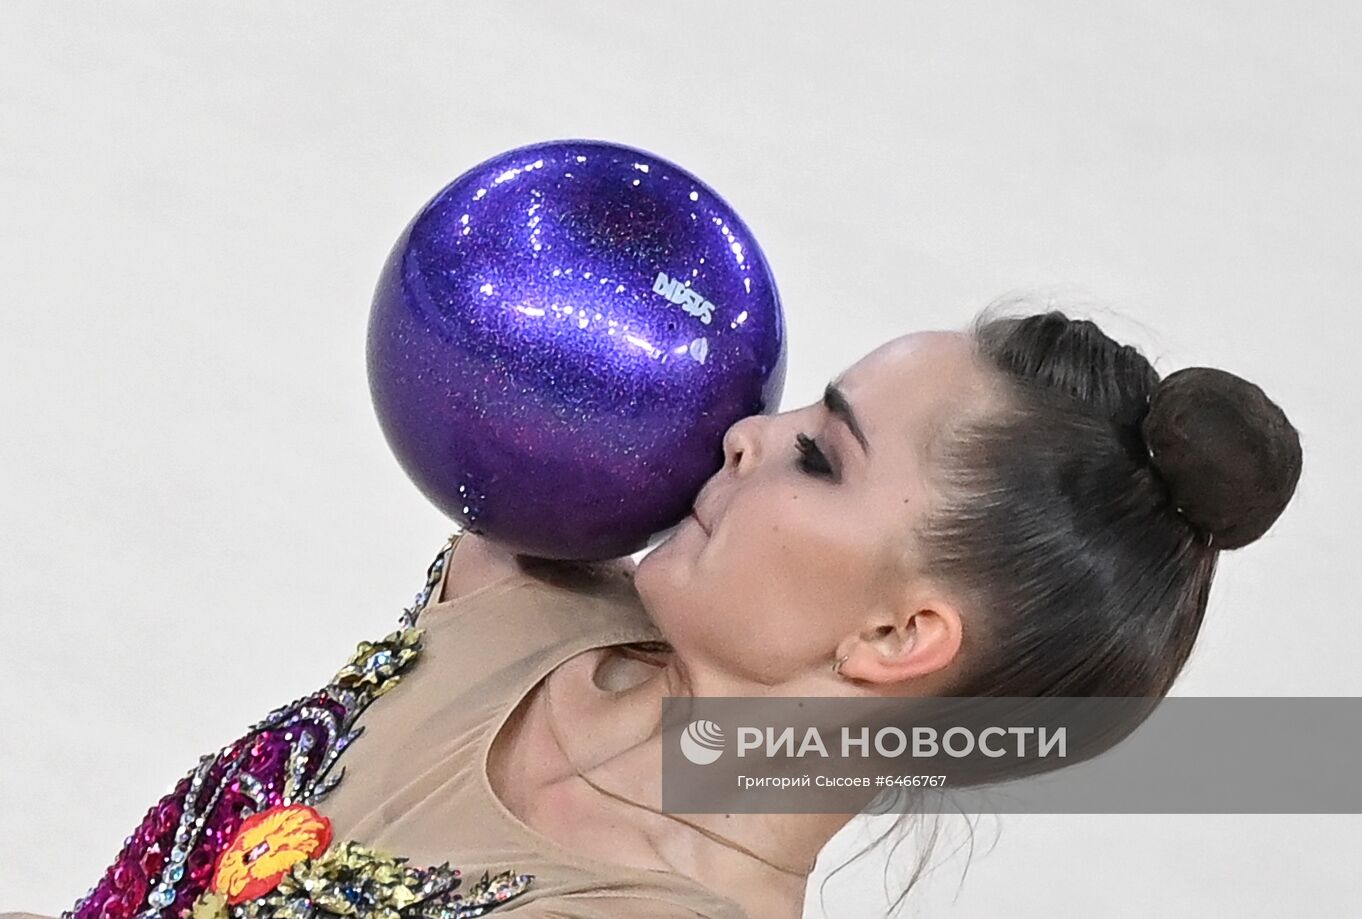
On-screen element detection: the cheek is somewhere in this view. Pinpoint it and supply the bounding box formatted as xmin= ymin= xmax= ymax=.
xmin=722 ymin=491 xmax=841 ymax=580
xmin=635 ymin=488 xmax=869 ymax=675
xmin=707 ymin=502 xmax=852 ymax=641
xmin=723 ymin=496 xmax=883 ymax=633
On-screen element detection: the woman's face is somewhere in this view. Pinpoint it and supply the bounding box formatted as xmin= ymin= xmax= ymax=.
xmin=635 ymin=330 xmax=996 ymax=690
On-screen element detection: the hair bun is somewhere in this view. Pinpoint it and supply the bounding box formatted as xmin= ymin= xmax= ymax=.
xmin=1140 ymin=367 xmax=1302 ymax=550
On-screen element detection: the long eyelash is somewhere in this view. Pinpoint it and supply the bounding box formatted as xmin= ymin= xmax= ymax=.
xmin=794 ymin=432 xmax=835 ymax=477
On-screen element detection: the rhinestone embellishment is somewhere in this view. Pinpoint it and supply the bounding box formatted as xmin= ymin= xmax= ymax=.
xmin=63 ymin=531 xmax=534 ymax=919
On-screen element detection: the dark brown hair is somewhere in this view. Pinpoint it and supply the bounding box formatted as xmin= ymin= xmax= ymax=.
xmin=819 ymin=301 xmax=1303 ymax=915
xmin=527 ymin=301 xmax=1304 ymax=914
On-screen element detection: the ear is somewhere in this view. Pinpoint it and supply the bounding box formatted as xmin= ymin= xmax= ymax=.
xmin=837 ymin=593 xmax=963 ymax=689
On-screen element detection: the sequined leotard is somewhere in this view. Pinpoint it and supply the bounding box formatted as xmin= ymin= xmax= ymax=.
xmin=54 ymin=538 xmax=533 ymax=919
xmin=41 ymin=536 xmax=748 ymax=919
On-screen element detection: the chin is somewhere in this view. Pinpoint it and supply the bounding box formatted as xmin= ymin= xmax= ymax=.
xmin=632 ymin=544 xmax=667 ymax=600
xmin=634 ymin=534 xmax=695 ymax=615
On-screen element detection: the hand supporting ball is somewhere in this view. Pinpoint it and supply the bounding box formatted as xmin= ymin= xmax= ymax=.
xmin=367 ymin=139 xmax=787 ymax=560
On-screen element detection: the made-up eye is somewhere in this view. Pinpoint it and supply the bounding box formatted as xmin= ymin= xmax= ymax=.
xmin=794 ymin=432 xmax=835 ymax=478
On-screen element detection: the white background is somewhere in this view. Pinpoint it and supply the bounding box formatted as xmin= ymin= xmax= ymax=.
xmin=2 ymin=2 xmax=1359 ymax=916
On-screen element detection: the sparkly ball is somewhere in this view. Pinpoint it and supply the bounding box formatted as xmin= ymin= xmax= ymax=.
xmin=367 ymin=139 xmax=786 ymax=560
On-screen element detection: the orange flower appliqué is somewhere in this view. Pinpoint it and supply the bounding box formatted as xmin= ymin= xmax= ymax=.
xmin=210 ymin=804 xmax=334 ymax=904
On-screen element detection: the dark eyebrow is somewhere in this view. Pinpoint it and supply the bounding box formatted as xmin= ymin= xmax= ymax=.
xmin=824 ymin=379 xmax=870 ymax=455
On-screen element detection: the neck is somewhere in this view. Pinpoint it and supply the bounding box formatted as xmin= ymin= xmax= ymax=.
xmin=559 ymin=648 xmax=857 ymax=909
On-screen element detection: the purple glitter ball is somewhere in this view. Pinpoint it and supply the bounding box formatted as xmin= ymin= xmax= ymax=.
xmin=367 ymin=139 xmax=787 ymax=560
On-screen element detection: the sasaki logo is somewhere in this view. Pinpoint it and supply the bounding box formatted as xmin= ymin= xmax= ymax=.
xmin=653 ymin=271 xmax=716 ymax=325
xmin=679 ymin=719 xmax=726 ymax=765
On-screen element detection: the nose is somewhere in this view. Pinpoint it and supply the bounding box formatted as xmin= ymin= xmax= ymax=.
xmin=721 ymin=414 xmax=765 ymax=477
